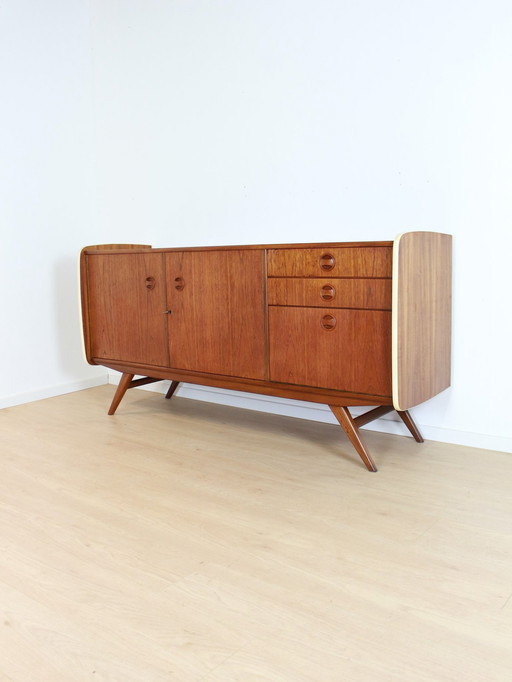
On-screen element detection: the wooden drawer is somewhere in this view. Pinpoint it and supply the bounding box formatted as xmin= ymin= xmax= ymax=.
xmin=268 ymin=306 xmax=392 ymax=396
xmin=267 ymin=277 xmax=391 ymax=309
xmin=267 ymin=246 xmax=392 ymax=278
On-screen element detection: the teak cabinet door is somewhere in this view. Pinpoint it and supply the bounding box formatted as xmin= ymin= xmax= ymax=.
xmin=269 ymin=306 xmax=392 ymax=396
xmin=165 ymin=250 xmax=266 ymax=379
xmin=86 ymin=252 xmax=168 ymax=367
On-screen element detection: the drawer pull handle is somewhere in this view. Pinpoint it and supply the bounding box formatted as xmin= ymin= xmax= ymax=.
xmin=145 ymin=276 xmax=156 ymax=290
xmin=320 ymin=284 xmax=336 ymax=301
xmin=321 ymin=314 xmax=337 ymax=331
xmin=320 ymin=253 xmax=336 ymax=271
xmin=174 ymin=277 xmax=185 ymax=291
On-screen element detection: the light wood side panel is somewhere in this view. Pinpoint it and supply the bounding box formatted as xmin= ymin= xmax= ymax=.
xmin=268 ymin=277 xmax=392 ymax=309
xmin=82 ymin=244 xmax=152 ymax=252
xmin=267 ymin=246 xmax=392 ymax=278
xmin=392 ymin=232 xmax=452 ymax=411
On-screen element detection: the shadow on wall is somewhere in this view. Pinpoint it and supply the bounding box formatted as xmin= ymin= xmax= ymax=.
xmin=53 ymin=255 xmax=104 ymax=381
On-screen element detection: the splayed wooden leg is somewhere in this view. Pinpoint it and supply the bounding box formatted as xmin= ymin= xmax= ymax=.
xmin=397 ymin=410 xmax=424 ymax=442
xmin=329 ymin=405 xmax=378 ymax=472
xmin=108 ymin=374 xmax=163 ymax=415
xmin=165 ymin=381 xmax=180 ymax=400
xmin=108 ymin=372 xmax=134 ymax=415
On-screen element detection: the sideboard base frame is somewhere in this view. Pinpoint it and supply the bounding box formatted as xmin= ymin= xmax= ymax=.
xmin=107 ymin=372 xmax=423 ymax=471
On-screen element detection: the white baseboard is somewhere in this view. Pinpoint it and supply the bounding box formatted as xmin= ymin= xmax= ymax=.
xmin=108 ymin=373 xmax=512 ymax=454
xmin=0 ymin=374 xmax=108 ymax=410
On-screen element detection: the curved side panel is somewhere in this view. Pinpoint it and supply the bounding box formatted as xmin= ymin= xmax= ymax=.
xmin=392 ymin=232 xmax=452 ymax=411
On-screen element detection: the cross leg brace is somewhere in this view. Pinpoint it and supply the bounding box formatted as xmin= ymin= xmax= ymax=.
xmin=329 ymin=405 xmax=379 ymax=472
xmin=329 ymin=405 xmax=424 ymax=471
xmin=107 ymin=373 xmax=176 ymax=415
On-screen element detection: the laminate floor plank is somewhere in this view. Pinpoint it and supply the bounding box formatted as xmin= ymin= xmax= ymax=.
xmin=1 ymin=386 xmax=511 ymax=681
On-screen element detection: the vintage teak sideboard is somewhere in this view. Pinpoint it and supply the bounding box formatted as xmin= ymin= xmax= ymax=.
xmin=80 ymin=231 xmax=452 ymax=471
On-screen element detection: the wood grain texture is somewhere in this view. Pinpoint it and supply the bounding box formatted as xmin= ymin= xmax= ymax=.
xmin=269 ymin=306 xmax=392 ymax=397
xmin=107 ymin=371 xmax=135 ymax=415
xmin=80 ymin=235 xmax=451 ymax=468
xmin=82 ymin=244 xmax=152 ymax=252
xmin=85 ymin=252 xmax=169 ymax=367
xmin=329 ymin=405 xmax=378 ymax=471
xmin=2 ymin=386 xmax=512 ymax=681
xmin=267 ymin=246 xmax=392 ymax=277
xmin=165 ymin=250 xmax=266 ymax=380
xmin=79 ymin=245 xmax=152 ymax=364
xmin=354 ymin=405 xmax=394 ymax=427
xmin=268 ymin=277 xmax=392 ymax=309
xmin=100 ymin=359 xmax=393 ymax=407
xmin=392 ymin=232 xmax=452 ymax=411
xmin=107 ymin=374 xmax=163 ymax=415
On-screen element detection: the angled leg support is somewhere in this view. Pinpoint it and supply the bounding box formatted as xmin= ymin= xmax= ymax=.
xmin=165 ymin=381 xmax=180 ymax=400
xmin=397 ymin=410 xmax=424 ymax=442
xmin=329 ymin=405 xmax=424 ymax=471
xmin=108 ymin=373 xmax=134 ymax=415
xmin=329 ymin=405 xmax=378 ymax=472
xmin=354 ymin=405 xmax=394 ymax=428
xmin=108 ymin=373 xmax=163 ymax=415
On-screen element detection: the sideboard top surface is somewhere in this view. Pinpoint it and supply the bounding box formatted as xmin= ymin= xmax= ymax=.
xmin=82 ymin=240 xmax=394 ymax=255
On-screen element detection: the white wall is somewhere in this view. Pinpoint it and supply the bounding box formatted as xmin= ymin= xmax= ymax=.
xmin=89 ymin=0 xmax=512 ymax=452
xmin=0 ymin=0 xmax=107 ymax=407
xmin=1 ymin=1 xmax=511 ymax=452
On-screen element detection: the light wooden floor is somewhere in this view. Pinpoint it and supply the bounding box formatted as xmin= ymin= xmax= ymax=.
xmin=1 ymin=386 xmax=511 ymax=681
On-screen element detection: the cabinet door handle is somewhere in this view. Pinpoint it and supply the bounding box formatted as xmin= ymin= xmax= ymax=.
xmin=174 ymin=277 xmax=185 ymax=291
xmin=320 ymin=284 xmax=336 ymax=301
xmin=321 ymin=314 xmax=337 ymax=331
xmin=319 ymin=253 xmax=336 ymax=271
xmin=145 ymin=276 xmax=156 ymax=290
